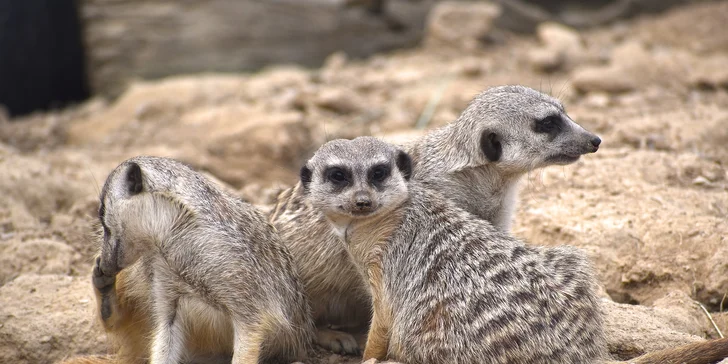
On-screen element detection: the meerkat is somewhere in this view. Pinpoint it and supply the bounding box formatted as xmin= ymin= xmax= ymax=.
xmin=269 ymin=84 xmax=603 ymax=352
xmin=300 ymin=136 xmax=728 ymax=364
xmin=301 ymin=136 xmax=606 ymax=363
xmin=407 ymin=84 xmax=601 ymax=232
xmin=93 ymin=156 xmax=313 ymax=364
xmin=80 ymin=85 xmax=604 ymax=357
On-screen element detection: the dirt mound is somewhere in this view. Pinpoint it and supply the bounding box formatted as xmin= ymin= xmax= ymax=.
xmin=1 ymin=2 xmax=728 ymax=363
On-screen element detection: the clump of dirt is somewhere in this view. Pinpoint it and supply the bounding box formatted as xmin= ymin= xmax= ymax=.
xmin=2 ymin=2 xmax=728 ymax=363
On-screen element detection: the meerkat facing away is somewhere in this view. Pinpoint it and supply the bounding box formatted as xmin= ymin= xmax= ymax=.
xmin=94 ymin=156 xmax=313 ymax=364
xmin=300 ymin=136 xmax=728 ymax=364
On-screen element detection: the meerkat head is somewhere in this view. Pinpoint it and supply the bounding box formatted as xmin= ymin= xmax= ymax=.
xmin=97 ymin=157 xmax=186 ymax=276
xmin=448 ymin=85 xmax=601 ymax=174
xmin=300 ymin=136 xmax=412 ymax=226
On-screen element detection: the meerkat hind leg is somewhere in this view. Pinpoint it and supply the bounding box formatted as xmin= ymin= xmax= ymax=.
xmin=150 ymin=303 xmax=187 ymax=364
xmin=231 ymin=321 xmax=265 ymax=364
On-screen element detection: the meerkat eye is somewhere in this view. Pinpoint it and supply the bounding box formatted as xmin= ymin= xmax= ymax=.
xmin=325 ymin=167 xmax=349 ymax=186
xmin=534 ymin=115 xmax=561 ymax=134
xmin=368 ymin=164 xmax=391 ymax=184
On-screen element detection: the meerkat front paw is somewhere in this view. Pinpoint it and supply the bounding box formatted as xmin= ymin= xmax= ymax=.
xmin=316 ymin=327 xmax=362 ymax=355
xmin=92 ymin=256 xmax=116 ymax=293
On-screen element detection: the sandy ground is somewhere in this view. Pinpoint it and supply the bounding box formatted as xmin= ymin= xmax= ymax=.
xmin=1 ymin=2 xmax=728 ymax=363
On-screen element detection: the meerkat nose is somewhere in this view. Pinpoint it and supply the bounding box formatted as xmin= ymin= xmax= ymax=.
xmin=356 ymin=199 xmax=372 ymax=208
xmin=354 ymin=192 xmax=373 ymax=209
xmin=590 ymin=136 xmax=602 ymax=149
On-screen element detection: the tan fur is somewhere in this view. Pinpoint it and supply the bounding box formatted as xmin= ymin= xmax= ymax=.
xmin=362 ymin=261 xmax=392 ymax=361
xmin=623 ymin=338 xmax=728 ymax=364
xmin=57 ymin=356 xmax=116 ymax=364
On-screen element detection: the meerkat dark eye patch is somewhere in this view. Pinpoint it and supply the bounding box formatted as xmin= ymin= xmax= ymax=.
xmin=368 ymin=164 xmax=391 ymax=186
xmin=325 ymin=166 xmax=351 ymax=187
xmin=300 ymin=165 xmax=313 ymax=189
xmin=126 ymin=163 xmax=144 ymax=195
xmin=396 ymin=150 xmax=412 ymax=180
xmin=533 ymin=115 xmax=562 ymax=135
xmin=480 ymin=131 xmax=502 ymax=162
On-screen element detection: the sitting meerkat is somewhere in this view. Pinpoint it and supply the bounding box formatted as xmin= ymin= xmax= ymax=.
xmin=268 ymin=84 xmax=602 ymax=352
xmin=300 ymin=136 xmax=728 ymax=364
xmin=408 ymin=84 xmax=601 ymax=232
xmin=94 ymin=156 xmax=313 ymax=364
xmin=301 ymin=136 xmax=606 ymax=363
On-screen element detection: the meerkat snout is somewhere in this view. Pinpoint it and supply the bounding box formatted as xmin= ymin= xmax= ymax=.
xmin=353 ymin=191 xmax=374 ymax=212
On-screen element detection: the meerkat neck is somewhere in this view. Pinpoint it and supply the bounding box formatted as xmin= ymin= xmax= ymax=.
xmin=418 ymin=124 xmax=525 ymax=232
xmin=134 ymin=194 xmax=193 ymax=250
xmin=328 ymin=204 xmax=407 ymax=272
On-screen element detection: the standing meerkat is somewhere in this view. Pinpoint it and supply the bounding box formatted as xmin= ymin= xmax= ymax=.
xmin=94 ymin=156 xmax=313 ymax=364
xmin=301 ymin=136 xmax=728 ymax=364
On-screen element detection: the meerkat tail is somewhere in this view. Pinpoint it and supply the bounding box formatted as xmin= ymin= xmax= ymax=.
xmin=625 ymin=337 xmax=728 ymax=364
xmin=56 ymin=356 xmax=117 ymax=364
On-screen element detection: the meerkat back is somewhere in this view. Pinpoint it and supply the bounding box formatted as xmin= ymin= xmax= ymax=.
xmin=96 ymin=156 xmax=313 ymax=364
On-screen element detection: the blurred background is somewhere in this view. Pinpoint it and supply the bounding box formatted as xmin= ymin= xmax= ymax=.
xmin=0 ymin=0 xmax=709 ymax=117
xmin=1 ymin=1 xmax=728 ymax=363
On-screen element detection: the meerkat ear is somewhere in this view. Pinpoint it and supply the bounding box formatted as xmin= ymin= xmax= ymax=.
xmin=126 ymin=162 xmax=144 ymax=195
xmin=480 ymin=130 xmax=502 ymax=162
xmin=300 ymin=165 xmax=313 ymax=190
xmin=396 ymin=150 xmax=412 ymax=180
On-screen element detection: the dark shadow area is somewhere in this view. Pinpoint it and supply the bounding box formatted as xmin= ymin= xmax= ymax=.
xmin=0 ymin=0 xmax=89 ymax=118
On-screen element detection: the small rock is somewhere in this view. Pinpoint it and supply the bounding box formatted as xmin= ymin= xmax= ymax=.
xmin=315 ymin=88 xmax=366 ymax=114
xmin=692 ymin=176 xmax=711 ymax=186
xmin=583 ymin=93 xmax=611 ymax=108
xmin=425 ymin=1 xmax=502 ymax=51
xmin=603 ymin=296 xmax=707 ymax=360
xmin=528 ymin=22 xmax=584 ymax=72
xmin=573 ymin=67 xmax=636 ymax=93
xmin=689 ymin=55 xmax=728 ymax=90
xmin=538 ymin=22 xmax=581 ymax=51
xmin=457 ymin=59 xmax=485 ymax=77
